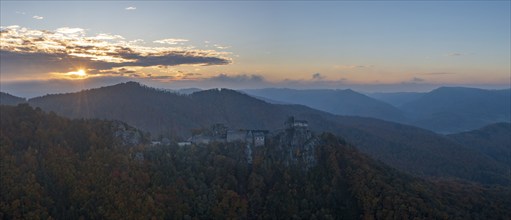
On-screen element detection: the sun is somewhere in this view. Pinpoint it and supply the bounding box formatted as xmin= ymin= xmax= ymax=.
xmin=65 ymin=69 xmax=88 ymax=79
xmin=75 ymin=69 xmax=87 ymax=76
xmin=52 ymin=68 xmax=96 ymax=80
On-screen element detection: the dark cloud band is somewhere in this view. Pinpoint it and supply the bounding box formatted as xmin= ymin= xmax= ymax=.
xmin=0 ymin=26 xmax=231 ymax=78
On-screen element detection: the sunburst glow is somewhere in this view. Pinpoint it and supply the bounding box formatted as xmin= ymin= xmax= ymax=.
xmin=65 ymin=69 xmax=88 ymax=79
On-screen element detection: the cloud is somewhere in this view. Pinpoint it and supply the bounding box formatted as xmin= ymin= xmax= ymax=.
xmin=154 ymin=38 xmax=189 ymax=45
xmin=99 ymin=67 xmax=137 ymax=75
xmin=90 ymin=33 xmax=125 ymax=40
xmin=0 ymin=26 xmax=232 ymax=79
xmin=163 ymin=73 xmax=267 ymax=88
xmin=279 ymin=78 xmax=348 ymax=88
xmin=55 ymin=27 xmax=86 ymax=37
xmin=214 ymin=44 xmax=231 ymax=50
xmin=207 ymin=74 xmax=264 ymax=83
xmin=420 ymin=72 xmax=456 ymax=75
xmin=312 ymin=73 xmax=325 ymax=80
xmin=32 ymin=15 xmax=44 ymax=20
xmin=333 ymin=64 xmax=372 ymax=70
xmin=125 ymin=6 xmax=136 ymax=10
xmin=447 ymin=52 xmax=462 ymax=56
xmin=410 ymin=77 xmax=425 ymax=82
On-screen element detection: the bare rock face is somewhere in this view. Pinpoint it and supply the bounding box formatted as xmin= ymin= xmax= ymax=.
xmin=112 ymin=121 xmax=143 ymax=146
xmin=275 ymin=127 xmax=319 ymax=171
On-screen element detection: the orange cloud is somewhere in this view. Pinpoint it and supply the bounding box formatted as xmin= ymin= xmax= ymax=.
xmin=0 ymin=26 xmax=232 ymax=80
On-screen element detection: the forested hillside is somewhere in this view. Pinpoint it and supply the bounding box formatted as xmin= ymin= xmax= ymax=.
xmin=0 ymin=104 xmax=148 ymax=219
xmin=25 ymin=82 xmax=511 ymax=186
xmin=1 ymin=105 xmax=510 ymax=219
xmin=26 ymin=82 xmax=511 ymax=186
xmin=0 ymin=92 xmax=26 ymax=106
xmin=449 ymin=123 xmax=511 ymax=167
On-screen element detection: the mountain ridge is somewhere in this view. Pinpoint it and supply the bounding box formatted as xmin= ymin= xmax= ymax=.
xmin=0 ymin=91 xmax=26 ymax=105
xmin=243 ymin=88 xmax=407 ymax=122
xmin=25 ymin=81 xmax=511 ymax=186
xmin=401 ymin=87 xmax=511 ymax=133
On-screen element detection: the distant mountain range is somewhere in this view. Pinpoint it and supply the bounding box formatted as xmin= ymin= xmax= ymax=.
xmin=366 ymin=91 xmax=425 ymax=107
xmin=243 ymin=88 xmax=406 ymax=122
xmin=401 ymin=87 xmax=511 ymax=133
xmin=2 ymin=82 xmax=509 ymax=185
xmin=5 ymin=85 xmax=509 ymax=134
xmin=245 ymin=87 xmax=511 ymax=133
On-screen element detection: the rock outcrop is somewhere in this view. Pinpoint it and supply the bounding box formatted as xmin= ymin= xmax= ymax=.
xmin=274 ymin=125 xmax=319 ymax=171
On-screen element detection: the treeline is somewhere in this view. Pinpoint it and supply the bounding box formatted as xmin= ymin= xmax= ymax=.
xmin=1 ymin=105 xmax=510 ymax=219
xmin=142 ymin=138 xmax=360 ymax=219
xmin=0 ymin=105 xmax=152 ymax=219
xmin=326 ymin=133 xmax=511 ymax=219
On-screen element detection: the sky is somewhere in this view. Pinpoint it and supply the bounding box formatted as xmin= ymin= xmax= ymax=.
xmin=1 ymin=1 xmax=510 ymax=97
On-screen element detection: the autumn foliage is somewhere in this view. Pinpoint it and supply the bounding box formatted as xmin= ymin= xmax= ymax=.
xmin=1 ymin=105 xmax=509 ymax=219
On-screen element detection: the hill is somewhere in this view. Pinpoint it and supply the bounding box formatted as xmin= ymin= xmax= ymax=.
xmin=401 ymin=87 xmax=511 ymax=133
xmin=28 ymin=82 xmax=289 ymax=137
xmin=0 ymin=104 xmax=148 ymax=218
xmin=0 ymin=92 xmax=26 ymax=105
xmin=367 ymin=91 xmax=424 ymax=107
xmin=449 ymin=123 xmax=511 ymax=167
xmin=243 ymin=88 xmax=406 ymax=122
xmin=1 ymin=105 xmax=509 ymax=219
xmin=27 ymin=82 xmax=511 ymax=185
